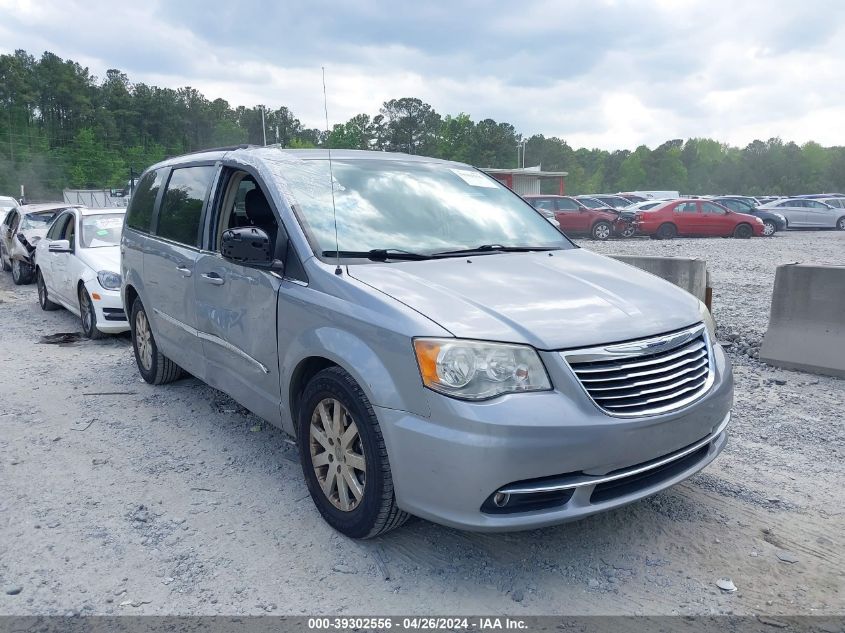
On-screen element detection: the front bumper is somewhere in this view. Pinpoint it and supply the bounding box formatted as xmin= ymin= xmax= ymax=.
xmin=83 ymin=279 xmax=129 ymax=333
xmin=377 ymin=343 xmax=733 ymax=531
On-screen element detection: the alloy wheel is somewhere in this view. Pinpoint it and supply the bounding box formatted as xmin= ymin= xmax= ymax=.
xmin=37 ymin=273 xmax=46 ymax=306
xmin=80 ymin=290 xmax=91 ymax=331
xmin=309 ymin=398 xmax=366 ymax=512
xmin=593 ymin=223 xmax=611 ymax=240
xmin=762 ymin=221 xmax=775 ymax=236
xmin=11 ymin=260 xmax=21 ymax=283
xmin=838 ymin=217 xmax=845 ymax=230
xmin=135 ymin=310 xmax=153 ymax=371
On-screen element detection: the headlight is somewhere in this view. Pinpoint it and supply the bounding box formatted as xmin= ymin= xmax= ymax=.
xmin=775 ymin=214 xmax=786 ymax=222
xmin=698 ymin=301 xmax=716 ymax=339
xmin=413 ymin=338 xmax=551 ymax=400
xmin=97 ymin=270 xmax=122 ymax=290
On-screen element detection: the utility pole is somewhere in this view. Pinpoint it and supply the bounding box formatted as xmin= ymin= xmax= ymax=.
xmin=261 ymin=106 xmax=267 ymax=146
xmin=8 ymin=104 xmax=13 ymax=162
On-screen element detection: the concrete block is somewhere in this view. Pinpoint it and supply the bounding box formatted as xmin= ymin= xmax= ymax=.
xmin=610 ymin=255 xmax=708 ymax=302
xmin=760 ymin=264 xmax=845 ymax=378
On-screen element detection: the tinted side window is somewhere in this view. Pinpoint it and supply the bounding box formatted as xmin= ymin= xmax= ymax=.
xmin=674 ymin=202 xmax=698 ymax=214
xmin=47 ymin=213 xmax=70 ymax=239
xmin=702 ymin=202 xmax=726 ymax=215
xmin=126 ymin=169 xmax=164 ymax=232
xmin=156 ymin=166 xmax=216 ymax=247
xmin=531 ymin=198 xmax=554 ymax=211
xmin=557 ymin=198 xmax=580 ymax=211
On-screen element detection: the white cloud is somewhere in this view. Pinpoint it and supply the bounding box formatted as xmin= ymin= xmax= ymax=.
xmin=1 ymin=0 xmax=844 ymax=149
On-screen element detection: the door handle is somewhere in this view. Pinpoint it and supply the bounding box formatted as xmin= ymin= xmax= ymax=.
xmin=201 ymin=272 xmax=225 ymax=286
xmin=176 ymin=265 xmax=193 ymax=277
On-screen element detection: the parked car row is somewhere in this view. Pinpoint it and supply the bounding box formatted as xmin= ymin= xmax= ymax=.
xmin=523 ymin=192 xmax=845 ymax=239
xmin=0 ymin=148 xmax=734 ymax=539
xmin=0 ymin=202 xmax=129 ymax=337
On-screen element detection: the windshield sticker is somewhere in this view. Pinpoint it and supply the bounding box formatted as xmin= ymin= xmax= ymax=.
xmin=449 ymin=168 xmax=498 ymax=188
xmin=91 ymin=217 xmax=123 ymax=229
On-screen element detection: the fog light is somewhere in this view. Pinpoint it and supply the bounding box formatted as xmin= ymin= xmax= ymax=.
xmin=493 ymin=492 xmax=510 ymax=507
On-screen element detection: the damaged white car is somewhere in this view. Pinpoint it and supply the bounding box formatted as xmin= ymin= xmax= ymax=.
xmin=34 ymin=206 xmax=129 ymax=338
xmin=1 ymin=203 xmax=80 ymax=285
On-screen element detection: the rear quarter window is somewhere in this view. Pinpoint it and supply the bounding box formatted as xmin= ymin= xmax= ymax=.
xmin=126 ymin=169 xmax=165 ymax=232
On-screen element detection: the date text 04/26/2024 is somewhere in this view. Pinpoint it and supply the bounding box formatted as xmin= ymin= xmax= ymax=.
xmin=307 ymin=617 xmax=528 ymax=630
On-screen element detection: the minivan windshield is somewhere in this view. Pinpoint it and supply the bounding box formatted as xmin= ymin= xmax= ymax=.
xmin=280 ymin=158 xmax=573 ymax=257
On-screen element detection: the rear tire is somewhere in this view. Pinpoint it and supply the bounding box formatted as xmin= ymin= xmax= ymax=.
xmin=11 ymin=259 xmax=34 ymax=285
xmin=36 ymin=269 xmax=60 ymax=311
xmin=837 ymin=216 xmax=845 ymax=230
xmin=591 ymin=221 xmax=612 ymax=241
xmin=656 ymin=223 xmax=677 ymax=240
xmin=297 ymin=366 xmax=409 ymax=539
xmin=79 ymin=286 xmax=106 ymax=339
xmin=130 ymin=298 xmax=183 ymax=384
xmin=733 ymin=223 xmax=753 ymax=239
xmin=762 ymin=220 xmax=776 ymax=236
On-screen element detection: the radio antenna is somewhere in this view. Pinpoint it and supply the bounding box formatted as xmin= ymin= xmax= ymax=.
xmin=322 ymin=66 xmax=342 ymax=276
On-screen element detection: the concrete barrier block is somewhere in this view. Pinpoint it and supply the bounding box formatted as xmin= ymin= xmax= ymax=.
xmin=610 ymin=255 xmax=708 ymax=302
xmin=760 ymin=264 xmax=845 ymax=378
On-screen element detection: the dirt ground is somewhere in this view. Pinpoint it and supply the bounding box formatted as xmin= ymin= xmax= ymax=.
xmin=0 ymin=230 xmax=842 ymax=616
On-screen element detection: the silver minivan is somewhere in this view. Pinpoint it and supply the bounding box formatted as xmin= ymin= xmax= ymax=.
xmin=121 ymin=147 xmax=733 ymax=538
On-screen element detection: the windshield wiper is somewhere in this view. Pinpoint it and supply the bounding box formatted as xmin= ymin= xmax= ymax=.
xmin=431 ymin=244 xmax=562 ymax=256
xmin=322 ymin=249 xmax=432 ymax=261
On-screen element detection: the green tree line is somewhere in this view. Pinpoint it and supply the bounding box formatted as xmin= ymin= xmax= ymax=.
xmin=3 ymin=49 xmax=844 ymax=200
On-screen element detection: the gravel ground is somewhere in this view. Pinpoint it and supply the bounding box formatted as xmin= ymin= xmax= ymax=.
xmin=0 ymin=230 xmax=842 ymax=616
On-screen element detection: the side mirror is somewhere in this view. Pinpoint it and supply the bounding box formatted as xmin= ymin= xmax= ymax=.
xmin=48 ymin=239 xmax=72 ymax=253
xmin=221 ymin=227 xmax=276 ymax=267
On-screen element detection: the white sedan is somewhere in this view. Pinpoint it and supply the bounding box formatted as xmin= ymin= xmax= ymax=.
xmin=34 ymin=207 xmax=129 ymax=338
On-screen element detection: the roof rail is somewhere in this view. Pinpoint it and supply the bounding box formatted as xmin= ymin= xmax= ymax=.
xmin=167 ymin=144 xmax=258 ymax=159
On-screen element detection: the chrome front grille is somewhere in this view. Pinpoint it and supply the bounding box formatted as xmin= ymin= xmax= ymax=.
xmin=563 ymin=324 xmax=714 ymax=417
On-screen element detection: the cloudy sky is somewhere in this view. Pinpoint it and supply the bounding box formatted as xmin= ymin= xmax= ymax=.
xmin=1 ymin=0 xmax=844 ymax=150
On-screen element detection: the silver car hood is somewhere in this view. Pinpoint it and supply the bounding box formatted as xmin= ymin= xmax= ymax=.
xmin=349 ymin=249 xmax=701 ymax=350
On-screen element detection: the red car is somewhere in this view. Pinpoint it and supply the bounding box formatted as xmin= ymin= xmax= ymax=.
xmin=635 ymin=199 xmax=765 ymax=239
xmin=524 ymin=195 xmax=627 ymax=240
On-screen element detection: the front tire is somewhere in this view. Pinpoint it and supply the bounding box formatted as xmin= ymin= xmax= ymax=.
xmin=733 ymin=223 xmax=753 ymax=239
xmin=37 ymin=269 xmax=60 ymax=311
xmin=591 ymin=221 xmax=612 ymax=241
xmin=130 ymin=298 xmax=183 ymax=384
xmin=297 ymin=366 xmax=408 ymax=538
xmin=762 ymin=220 xmax=776 ymax=236
xmin=11 ymin=259 xmax=34 ymax=285
xmin=619 ymin=223 xmax=636 ymax=238
xmin=79 ymin=286 xmax=105 ymax=339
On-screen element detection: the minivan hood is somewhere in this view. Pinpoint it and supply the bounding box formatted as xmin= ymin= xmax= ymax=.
xmin=349 ymin=249 xmax=701 ymax=350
